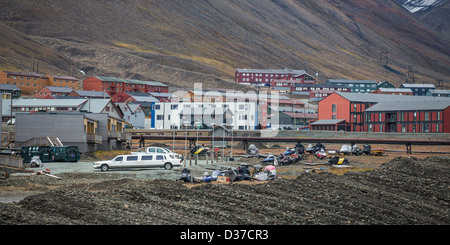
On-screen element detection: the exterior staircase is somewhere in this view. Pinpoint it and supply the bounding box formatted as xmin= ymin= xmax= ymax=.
xmin=18 ymin=137 xmax=64 ymax=148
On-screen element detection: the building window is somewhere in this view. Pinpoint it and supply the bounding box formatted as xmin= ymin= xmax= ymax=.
xmin=332 ymin=104 xmax=337 ymax=113
xmin=425 ymin=112 xmax=429 ymax=121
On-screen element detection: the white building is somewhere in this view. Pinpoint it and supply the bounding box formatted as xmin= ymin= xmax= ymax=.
xmin=150 ymin=102 xmax=258 ymax=130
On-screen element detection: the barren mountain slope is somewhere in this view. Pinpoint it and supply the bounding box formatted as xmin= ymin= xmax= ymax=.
xmin=0 ymin=0 xmax=449 ymax=88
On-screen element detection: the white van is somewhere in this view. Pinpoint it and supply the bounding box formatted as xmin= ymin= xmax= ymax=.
xmin=93 ymin=153 xmax=182 ymax=171
xmin=131 ymin=147 xmax=182 ymax=160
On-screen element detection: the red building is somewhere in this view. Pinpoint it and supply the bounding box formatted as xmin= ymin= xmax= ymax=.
xmin=33 ymin=86 xmax=73 ymax=99
xmin=371 ymin=88 xmax=413 ymax=95
xmin=235 ymin=68 xmax=314 ymax=85
xmin=364 ymin=100 xmax=450 ymax=133
xmin=311 ymin=92 xmax=450 ymax=133
xmin=112 ymin=92 xmax=159 ymax=103
xmin=83 ymin=76 xmax=168 ymax=97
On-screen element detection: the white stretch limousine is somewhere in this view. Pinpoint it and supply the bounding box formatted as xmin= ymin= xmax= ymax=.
xmin=93 ymin=153 xmax=182 ymax=171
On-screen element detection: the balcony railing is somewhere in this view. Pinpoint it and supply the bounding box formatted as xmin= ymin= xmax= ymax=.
xmin=120 ymin=133 xmax=132 ymax=142
xmin=108 ymin=131 xmax=122 ymax=140
xmin=87 ymin=134 xmax=102 ymax=144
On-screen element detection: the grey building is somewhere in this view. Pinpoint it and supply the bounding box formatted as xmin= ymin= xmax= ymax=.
xmin=14 ymin=111 xmax=130 ymax=153
xmin=116 ymin=102 xmax=146 ymax=129
xmin=400 ymin=83 xmax=436 ymax=96
xmin=326 ymin=79 xmax=378 ymax=93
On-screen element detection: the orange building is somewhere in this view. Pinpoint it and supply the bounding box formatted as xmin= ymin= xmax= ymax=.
xmin=45 ymin=74 xmax=80 ymax=90
xmin=0 ymin=71 xmax=80 ymax=95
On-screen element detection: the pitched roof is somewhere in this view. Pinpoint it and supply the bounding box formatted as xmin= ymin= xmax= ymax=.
xmin=427 ymin=90 xmax=450 ymax=95
xmin=41 ymin=86 xmax=73 ymax=93
xmin=92 ymin=76 xmax=167 ymax=87
xmin=311 ymin=119 xmax=346 ymax=125
xmin=13 ymin=98 xmax=87 ymax=107
xmin=378 ymin=88 xmax=413 ymax=93
xmin=3 ymin=71 xmax=47 ymax=78
xmin=46 ymin=74 xmax=79 ymax=80
xmin=0 ymin=84 xmax=20 ymax=91
xmin=236 ymin=68 xmax=306 ymax=75
xmin=327 ymin=79 xmax=377 ymax=84
xmin=401 ymin=83 xmax=435 ymax=88
xmin=73 ymin=90 xmax=110 ymax=98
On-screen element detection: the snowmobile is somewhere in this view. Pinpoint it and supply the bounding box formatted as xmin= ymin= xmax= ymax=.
xmin=328 ymin=156 xmax=349 ymax=166
xmin=178 ymin=168 xmax=192 ymax=182
xmin=262 ymin=154 xmax=276 ymax=164
xmin=314 ymin=143 xmax=326 ymax=152
xmin=281 ymin=147 xmax=296 ymax=157
xmin=265 ymin=165 xmax=277 ymax=180
xmin=362 ymin=144 xmax=372 ymax=155
xmin=233 ymin=163 xmax=251 ymax=181
xmin=279 ymin=153 xmax=301 ymax=166
xmin=295 ymin=142 xmax=305 ymax=155
xmin=246 ymin=144 xmax=259 ymax=155
xmin=30 ymin=155 xmax=43 ymax=168
xmin=305 ymin=144 xmax=315 ymax=154
xmin=339 ymin=145 xmax=352 ymax=155
xmin=315 ymin=149 xmax=327 ymax=159
xmin=351 ymin=145 xmax=362 ymax=156
xmin=190 ymin=145 xmax=209 ymax=156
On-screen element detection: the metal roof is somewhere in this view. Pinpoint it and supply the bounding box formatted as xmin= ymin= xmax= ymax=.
xmin=47 ymin=74 xmax=79 ymax=80
xmin=73 ymin=90 xmax=110 ymax=98
xmin=3 ymin=71 xmax=47 ymax=78
xmin=41 ymin=86 xmax=73 ymax=93
xmin=327 ymin=79 xmax=377 ymax=84
xmin=80 ymin=99 xmax=111 ymax=113
xmin=0 ymin=84 xmax=20 ymax=91
xmin=93 ymin=76 xmax=167 ymax=87
xmin=428 ymin=90 xmax=450 ymax=95
xmin=13 ymin=98 xmax=87 ymax=107
xmin=378 ymin=88 xmax=413 ymax=93
xmin=365 ymin=99 xmax=450 ymax=112
xmin=401 ymin=83 xmax=436 ymax=88
xmin=332 ymin=92 xmax=443 ymax=103
xmin=311 ymin=119 xmax=346 ymax=125
xmin=236 ymin=68 xmax=306 ymax=75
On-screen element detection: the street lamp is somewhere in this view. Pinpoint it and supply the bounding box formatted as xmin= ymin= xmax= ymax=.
xmin=221 ymin=124 xmax=225 ymax=162
xmin=183 ymin=120 xmax=190 ymax=166
xmin=172 ymin=122 xmax=176 ymax=157
xmin=227 ymin=123 xmax=234 ymax=159
xmin=194 ymin=121 xmax=201 ymax=146
xmin=211 ymin=122 xmax=216 ymax=163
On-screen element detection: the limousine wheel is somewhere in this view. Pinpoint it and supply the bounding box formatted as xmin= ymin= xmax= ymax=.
xmin=164 ymin=162 xmax=173 ymax=170
xmin=100 ymin=164 xmax=109 ymax=171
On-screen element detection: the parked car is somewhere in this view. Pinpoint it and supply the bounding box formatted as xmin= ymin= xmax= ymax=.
xmin=93 ymin=153 xmax=182 ymax=171
xmin=131 ymin=147 xmax=182 ymax=160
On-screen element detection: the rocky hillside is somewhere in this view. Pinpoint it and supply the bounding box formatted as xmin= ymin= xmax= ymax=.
xmin=0 ymin=0 xmax=449 ymax=89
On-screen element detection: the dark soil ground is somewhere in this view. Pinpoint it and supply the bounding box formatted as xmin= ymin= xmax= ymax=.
xmin=1 ymin=155 xmax=449 ymax=226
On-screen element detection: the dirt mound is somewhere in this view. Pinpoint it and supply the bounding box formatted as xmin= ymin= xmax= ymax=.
xmin=1 ymin=156 xmax=449 ymax=225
